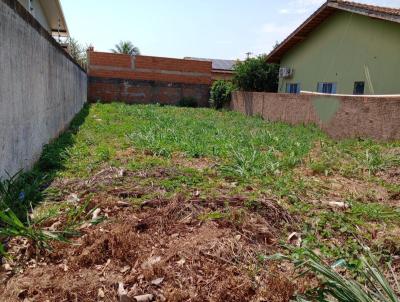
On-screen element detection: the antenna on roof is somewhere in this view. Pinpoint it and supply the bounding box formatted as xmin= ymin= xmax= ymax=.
xmin=245 ymin=52 xmax=253 ymax=59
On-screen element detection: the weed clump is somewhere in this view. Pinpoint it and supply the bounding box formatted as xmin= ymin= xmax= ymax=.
xmin=272 ymin=249 xmax=400 ymax=302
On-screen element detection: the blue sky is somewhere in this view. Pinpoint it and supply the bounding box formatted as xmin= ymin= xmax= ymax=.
xmin=61 ymin=0 xmax=400 ymax=60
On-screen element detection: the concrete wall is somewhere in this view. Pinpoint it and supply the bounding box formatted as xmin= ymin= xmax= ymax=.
xmin=279 ymin=11 xmax=400 ymax=95
xmin=231 ymin=92 xmax=400 ymax=141
xmin=0 ymin=0 xmax=87 ymax=178
xmin=87 ymin=51 xmax=212 ymax=106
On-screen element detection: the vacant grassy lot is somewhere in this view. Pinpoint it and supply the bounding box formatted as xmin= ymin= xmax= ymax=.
xmin=1 ymin=103 xmax=399 ymax=301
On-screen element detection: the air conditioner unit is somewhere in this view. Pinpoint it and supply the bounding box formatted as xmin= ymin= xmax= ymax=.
xmin=279 ymin=67 xmax=294 ymax=79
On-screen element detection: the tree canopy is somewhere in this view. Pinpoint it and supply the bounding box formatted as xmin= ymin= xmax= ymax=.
xmin=67 ymin=38 xmax=87 ymax=69
xmin=111 ymin=41 xmax=141 ymax=56
xmin=233 ymin=55 xmax=279 ymax=92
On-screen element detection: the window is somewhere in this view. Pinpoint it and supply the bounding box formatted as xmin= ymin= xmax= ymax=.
xmin=317 ymin=82 xmax=337 ymax=94
xmin=286 ymin=83 xmax=300 ymax=94
xmin=353 ymin=82 xmax=365 ymax=95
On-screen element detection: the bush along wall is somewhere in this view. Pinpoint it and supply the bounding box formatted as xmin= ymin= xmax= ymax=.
xmin=233 ymin=55 xmax=279 ymax=92
xmin=210 ymin=80 xmax=236 ymax=109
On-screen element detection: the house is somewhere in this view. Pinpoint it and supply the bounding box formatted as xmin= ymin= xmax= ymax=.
xmin=184 ymin=57 xmax=237 ymax=81
xmin=267 ymin=0 xmax=400 ymax=95
xmin=17 ymin=0 xmax=69 ymax=41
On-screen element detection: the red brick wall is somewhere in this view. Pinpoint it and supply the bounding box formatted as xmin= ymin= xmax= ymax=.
xmin=135 ymin=56 xmax=211 ymax=74
xmin=231 ymin=91 xmax=400 ymax=141
xmin=89 ymin=52 xmax=132 ymax=68
xmin=87 ymin=51 xmax=212 ymax=105
xmin=88 ymin=52 xmax=212 ymax=85
xmin=88 ymin=77 xmax=210 ymax=106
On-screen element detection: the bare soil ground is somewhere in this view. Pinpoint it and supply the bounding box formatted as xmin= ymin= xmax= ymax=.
xmin=0 ymin=167 xmax=306 ymax=302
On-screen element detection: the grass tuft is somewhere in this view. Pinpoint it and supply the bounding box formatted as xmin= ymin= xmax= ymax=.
xmin=271 ymin=249 xmax=400 ymax=302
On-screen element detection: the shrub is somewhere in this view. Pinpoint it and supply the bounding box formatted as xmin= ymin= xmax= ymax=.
xmin=0 ymin=172 xmax=73 ymax=257
xmin=178 ymin=96 xmax=198 ymax=108
xmin=210 ymin=80 xmax=236 ymax=109
xmin=233 ymin=55 xmax=279 ymax=92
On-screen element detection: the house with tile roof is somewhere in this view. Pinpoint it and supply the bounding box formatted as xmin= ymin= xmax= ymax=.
xmin=267 ymin=0 xmax=400 ymax=95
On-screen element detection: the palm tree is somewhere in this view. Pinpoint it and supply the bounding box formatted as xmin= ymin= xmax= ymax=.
xmin=111 ymin=41 xmax=140 ymax=56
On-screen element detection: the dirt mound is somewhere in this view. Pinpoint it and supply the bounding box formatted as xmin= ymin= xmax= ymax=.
xmin=0 ymin=180 xmax=299 ymax=301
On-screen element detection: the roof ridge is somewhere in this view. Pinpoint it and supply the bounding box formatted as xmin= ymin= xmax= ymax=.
xmin=329 ymin=0 xmax=400 ymax=16
xmin=266 ymin=0 xmax=400 ymax=63
xmin=185 ymin=57 xmax=237 ymax=62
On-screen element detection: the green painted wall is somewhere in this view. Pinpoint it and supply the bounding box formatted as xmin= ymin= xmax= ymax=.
xmin=279 ymin=11 xmax=400 ymax=95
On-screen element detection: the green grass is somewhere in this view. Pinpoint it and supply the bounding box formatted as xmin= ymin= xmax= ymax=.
xmin=1 ymin=102 xmax=399 ymax=266
xmin=53 ymin=103 xmax=325 ymax=203
xmin=308 ymin=139 xmax=400 ymax=178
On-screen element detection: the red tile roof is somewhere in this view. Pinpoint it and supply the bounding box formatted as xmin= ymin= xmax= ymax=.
xmin=335 ymin=0 xmax=400 ymax=17
xmin=267 ymin=0 xmax=400 ymax=63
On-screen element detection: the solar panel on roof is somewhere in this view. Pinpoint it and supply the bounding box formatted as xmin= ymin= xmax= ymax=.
xmin=184 ymin=57 xmax=237 ymax=71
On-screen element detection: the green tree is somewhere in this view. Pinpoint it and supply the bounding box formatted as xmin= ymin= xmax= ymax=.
xmin=233 ymin=55 xmax=279 ymax=92
xmin=111 ymin=41 xmax=140 ymax=55
xmin=67 ymin=38 xmax=87 ymax=69
xmin=210 ymin=80 xmax=236 ymax=109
